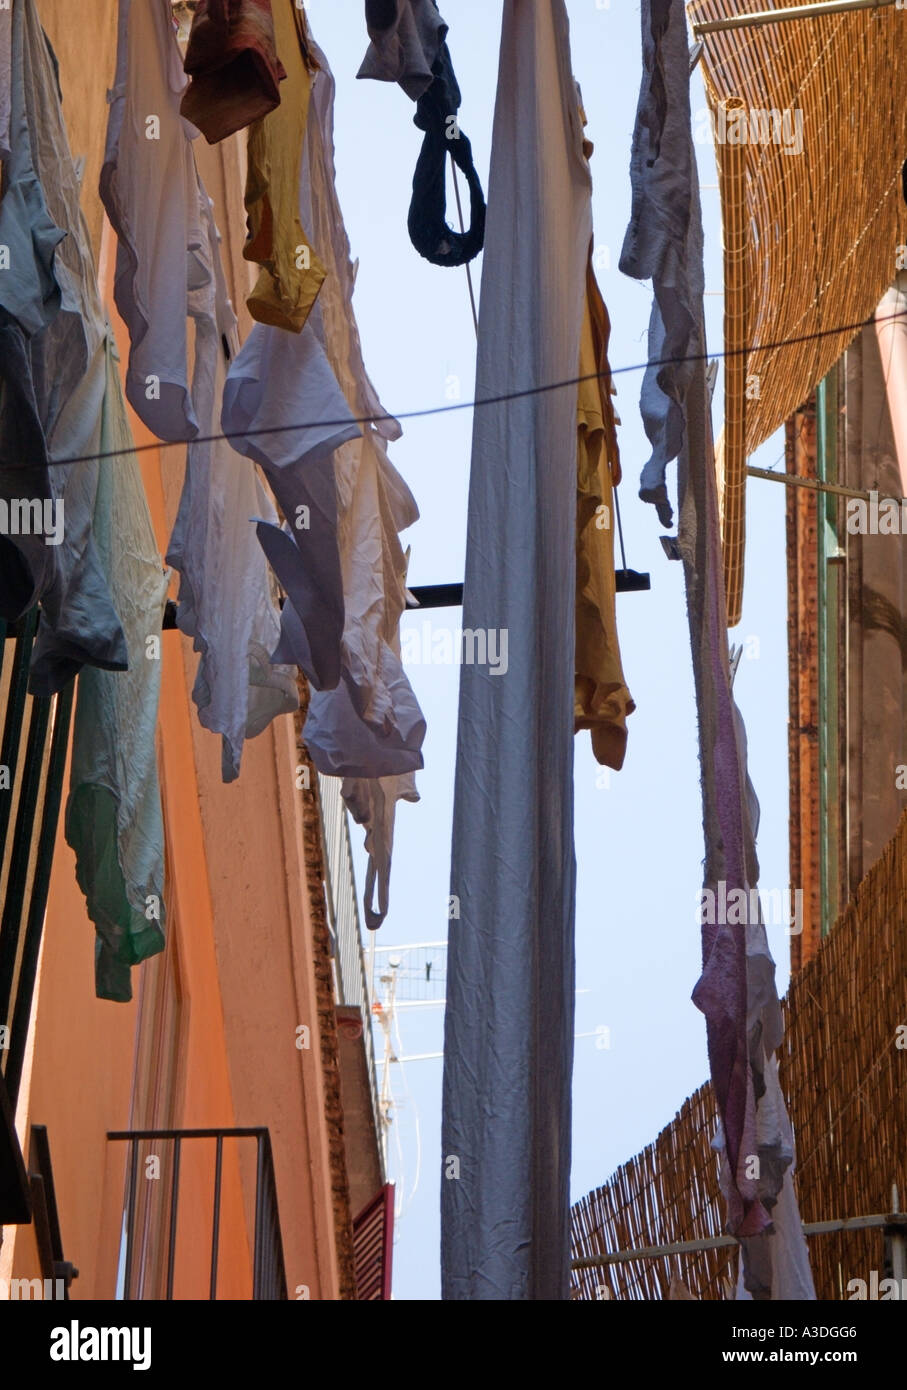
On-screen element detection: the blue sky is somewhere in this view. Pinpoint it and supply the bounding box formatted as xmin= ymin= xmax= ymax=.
xmin=306 ymin=0 xmax=790 ymax=1300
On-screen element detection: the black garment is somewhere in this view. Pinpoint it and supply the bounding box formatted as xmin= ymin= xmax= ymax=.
xmin=408 ymin=40 xmax=485 ymax=268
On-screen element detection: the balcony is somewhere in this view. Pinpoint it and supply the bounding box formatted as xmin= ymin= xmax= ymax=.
xmin=108 ymin=1127 xmax=287 ymax=1300
xmin=0 ymin=611 xmax=73 ymax=1226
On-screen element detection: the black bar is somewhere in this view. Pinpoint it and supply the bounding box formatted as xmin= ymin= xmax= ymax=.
xmin=166 ymin=1137 xmax=181 ymax=1301
xmin=0 ymin=694 xmax=50 ymax=1054
xmin=0 ymin=608 xmax=38 ymax=868
xmin=123 ymin=1140 xmax=138 ymax=1301
xmin=210 ymin=1135 xmax=223 ymax=1301
xmin=253 ymin=1134 xmax=265 ymax=1300
xmin=406 ymin=583 xmax=463 ymax=610
xmin=29 ymin=1125 xmax=65 ymax=1262
xmin=615 ymin=568 xmax=652 ymax=592
xmin=6 ymin=684 xmax=74 ymax=1105
xmin=162 ymin=573 xmax=651 ymax=641
xmin=109 ymin=1127 xmax=267 ymax=1141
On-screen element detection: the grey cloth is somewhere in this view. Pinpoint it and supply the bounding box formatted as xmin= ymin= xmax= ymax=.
xmin=441 ymin=0 xmax=590 ymax=1300
xmin=0 ymin=0 xmax=127 ymax=694
xmin=619 ymin=0 xmax=703 ymax=527
xmin=357 ymin=0 xmax=447 ymax=101
xmin=220 ymin=318 xmax=358 ymax=694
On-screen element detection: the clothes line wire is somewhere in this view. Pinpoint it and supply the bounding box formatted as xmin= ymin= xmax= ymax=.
xmin=42 ymin=307 xmax=907 ymax=470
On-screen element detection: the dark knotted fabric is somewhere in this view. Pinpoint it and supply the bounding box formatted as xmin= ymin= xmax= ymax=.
xmin=181 ymin=0 xmax=286 ymax=144
xmin=357 ymin=0 xmax=485 ymax=267
xmin=407 ymin=40 xmax=485 ymax=267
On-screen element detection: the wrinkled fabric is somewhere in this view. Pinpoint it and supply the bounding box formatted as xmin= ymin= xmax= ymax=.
xmin=574 ymin=254 xmax=635 ymax=770
xmin=66 ymin=338 xmax=169 ymax=1003
xmin=181 ymin=0 xmax=286 ymax=144
xmin=101 ymin=0 xmax=204 ymax=442
xmin=221 ymin=314 xmax=358 ymax=693
xmin=357 ymin=0 xmax=485 ymax=268
xmin=300 ymin=36 xmax=424 ymax=930
xmin=407 ymin=38 xmax=485 ymax=268
xmin=639 ymin=0 xmax=815 ymax=1299
xmin=357 ymin=0 xmax=447 ymax=100
xmin=167 ymin=188 xmax=298 ymax=782
xmin=0 ymin=0 xmax=11 ymax=159
xmin=243 ymin=0 xmax=325 ymax=332
xmin=619 ymin=0 xmax=702 ymax=527
xmin=0 ymin=0 xmax=127 ymax=694
xmin=441 ymin=0 xmax=588 ymax=1301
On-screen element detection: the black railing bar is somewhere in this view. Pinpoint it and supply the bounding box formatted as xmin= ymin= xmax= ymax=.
xmin=123 ymin=1140 xmax=138 ymax=1301
xmin=6 ymin=685 xmax=74 ymax=1104
xmin=165 ymin=1136 xmax=181 ymax=1301
xmin=253 ymin=1132 xmax=265 ymax=1300
xmin=29 ymin=1125 xmax=66 ymax=1262
xmin=109 ymin=1127 xmax=269 ymax=1141
xmin=210 ymin=1134 xmax=223 ymax=1301
xmin=0 ymin=695 xmax=50 ymax=1047
xmin=264 ymin=1130 xmax=288 ymax=1300
xmin=0 ymin=608 xmax=39 ymax=874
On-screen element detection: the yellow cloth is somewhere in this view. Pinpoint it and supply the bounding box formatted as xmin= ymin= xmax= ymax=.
xmin=575 ymin=257 xmax=635 ymax=770
xmin=243 ymin=0 xmax=325 ymax=331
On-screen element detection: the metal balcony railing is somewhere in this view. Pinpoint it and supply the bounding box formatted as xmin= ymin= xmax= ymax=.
xmin=0 ymin=611 xmax=74 ymax=1225
xmin=108 ymin=1127 xmax=287 ymax=1300
xmin=317 ymin=774 xmax=382 ymax=1162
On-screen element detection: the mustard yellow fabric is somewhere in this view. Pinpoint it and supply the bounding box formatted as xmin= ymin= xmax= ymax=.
xmin=243 ymin=0 xmax=325 ymax=331
xmin=575 ymin=257 xmax=635 ymax=770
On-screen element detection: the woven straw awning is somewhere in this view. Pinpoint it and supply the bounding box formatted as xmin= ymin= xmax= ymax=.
xmin=688 ymin=0 xmax=907 ymax=623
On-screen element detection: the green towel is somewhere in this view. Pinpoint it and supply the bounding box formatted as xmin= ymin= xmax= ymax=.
xmin=65 ymin=337 xmax=169 ymax=1002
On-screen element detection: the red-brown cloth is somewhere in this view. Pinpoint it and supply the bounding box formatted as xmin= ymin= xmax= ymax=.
xmin=181 ymin=0 xmax=286 ymax=144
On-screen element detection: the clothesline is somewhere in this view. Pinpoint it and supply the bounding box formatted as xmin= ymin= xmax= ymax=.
xmin=46 ymin=307 xmax=907 ymax=471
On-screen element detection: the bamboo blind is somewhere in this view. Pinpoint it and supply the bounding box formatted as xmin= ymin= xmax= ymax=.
xmin=572 ymin=806 xmax=907 ymax=1300
xmin=689 ymin=0 xmax=907 ymax=456
xmin=688 ymin=0 xmax=907 ymax=624
xmin=717 ymin=96 xmax=750 ymax=626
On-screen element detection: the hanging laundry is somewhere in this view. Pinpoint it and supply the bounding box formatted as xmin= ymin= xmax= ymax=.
xmin=620 ymin=0 xmax=704 ymax=528
xmin=167 ymin=189 xmax=299 ymax=782
xmin=221 ymin=318 xmax=357 ymax=694
xmin=180 ymin=0 xmax=287 ymax=144
xmin=66 ymin=337 xmax=169 ymax=1003
xmin=104 ymin=0 xmax=302 ymax=780
xmin=442 ymin=0 xmax=589 ymax=1301
xmin=0 ymin=0 xmax=168 ymax=999
xmin=624 ymin=0 xmax=814 ymax=1299
xmin=243 ymin=0 xmax=325 ymax=332
xmin=575 ymin=255 xmax=635 ymax=770
xmin=0 ymin=0 xmax=128 ymax=696
xmin=357 ymin=0 xmax=447 ymax=98
xmin=0 ymin=0 xmax=11 ymax=159
xmin=357 ymin=0 xmax=485 ymax=268
xmin=101 ymin=0 xmax=207 ymax=442
xmin=299 ymin=36 xmax=425 ymax=932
